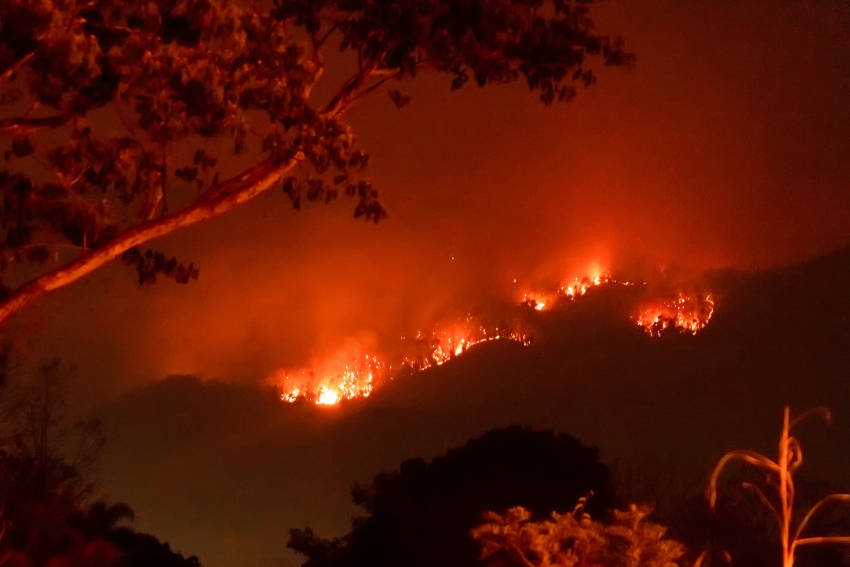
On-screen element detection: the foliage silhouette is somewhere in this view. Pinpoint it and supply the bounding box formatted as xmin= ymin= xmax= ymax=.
xmin=0 ymin=0 xmax=632 ymax=323
xmin=288 ymin=425 xmax=617 ymax=567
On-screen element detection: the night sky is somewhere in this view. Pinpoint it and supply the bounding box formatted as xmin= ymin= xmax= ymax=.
xmin=4 ymin=1 xmax=850 ymax=566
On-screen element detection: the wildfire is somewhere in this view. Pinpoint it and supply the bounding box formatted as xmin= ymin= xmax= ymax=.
xmin=272 ymin=352 xmax=386 ymax=405
xmin=520 ymin=269 xmax=635 ymax=311
xmin=272 ymin=319 xmax=531 ymax=406
xmin=271 ymin=262 xmax=718 ymax=406
xmin=559 ymin=273 xmax=608 ymax=299
xmin=402 ymin=319 xmax=531 ymax=372
xmin=634 ymin=292 xmax=715 ymax=337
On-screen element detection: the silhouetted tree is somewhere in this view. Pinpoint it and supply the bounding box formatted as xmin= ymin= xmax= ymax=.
xmin=0 ymin=0 xmax=632 ymax=323
xmin=0 ymin=363 xmax=200 ymax=566
xmin=0 ymin=360 xmax=103 ymax=501
xmin=288 ymin=425 xmax=617 ymax=567
xmin=0 ymin=451 xmax=201 ymax=566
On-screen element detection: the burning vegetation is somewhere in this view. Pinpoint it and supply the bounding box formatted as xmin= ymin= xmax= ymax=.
xmin=272 ymin=317 xmax=531 ymax=406
xmin=270 ymin=349 xmax=389 ymax=406
xmin=272 ymin=265 xmax=718 ymax=405
xmin=400 ymin=319 xmax=532 ymax=372
xmin=520 ymin=271 xmax=612 ymax=310
xmin=633 ymin=292 xmax=716 ymax=337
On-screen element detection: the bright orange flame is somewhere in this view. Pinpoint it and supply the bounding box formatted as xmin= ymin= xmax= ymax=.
xmin=520 ymin=268 xmax=625 ymax=310
xmin=558 ymin=273 xmax=609 ymax=299
xmin=521 ymin=291 xmax=555 ymax=311
xmin=634 ymin=292 xmax=715 ymax=337
xmin=272 ymin=320 xmax=531 ymax=405
xmin=316 ymin=387 xmax=341 ymax=405
xmin=272 ymin=352 xmax=384 ymax=406
xmin=403 ymin=320 xmax=531 ymax=372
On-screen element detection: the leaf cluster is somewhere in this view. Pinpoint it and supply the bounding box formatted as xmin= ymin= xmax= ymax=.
xmin=0 ymin=0 xmax=630 ymax=296
xmin=472 ymin=500 xmax=686 ymax=567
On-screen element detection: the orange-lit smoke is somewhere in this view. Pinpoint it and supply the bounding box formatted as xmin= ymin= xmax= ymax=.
xmin=270 ymin=263 xmax=718 ymax=406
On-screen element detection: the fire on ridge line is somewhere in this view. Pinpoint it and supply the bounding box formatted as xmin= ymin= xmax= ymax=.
xmin=271 ymin=268 xmax=716 ymax=406
xmin=271 ymin=322 xmax=532 ymax=406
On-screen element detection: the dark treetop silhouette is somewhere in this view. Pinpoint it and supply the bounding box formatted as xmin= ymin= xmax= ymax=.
xmin=288 ymin=425 xmax=617 ymax=567
xmin=0 ymin=0 xmax=631 ymax=323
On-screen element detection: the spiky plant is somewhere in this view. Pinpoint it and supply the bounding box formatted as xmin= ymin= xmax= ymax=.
xmin=707 ymin=406 xmax=850 ymax=567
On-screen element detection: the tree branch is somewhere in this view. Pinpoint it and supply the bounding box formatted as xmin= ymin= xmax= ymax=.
xmin=0 ymin=52 xmax=34 ymax=84
xmin=323 ymin=59 xmax=383 ymax=118
xmin=0 ymin=114 xmax=71 ymax=136
xmin=0 ymin=152 xmax=303 ymax=324
xmin=314 ymin=22 xmax=339 ymax=50
xmin=352 ymin=71 xmax=403 ymax=102
xmin=0 ymin=52 xmax=389 ymax=324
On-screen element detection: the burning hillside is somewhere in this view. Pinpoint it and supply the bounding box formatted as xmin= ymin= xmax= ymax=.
xmin=271 ymin=317 xmax=531 ymax=406
xmin=633 ymin=292 xmax=716 ymax=337
xmin=270 ymin=266 xmax=718 ymax=405
xmin=400 ymin=318 xmax=532 ymax=372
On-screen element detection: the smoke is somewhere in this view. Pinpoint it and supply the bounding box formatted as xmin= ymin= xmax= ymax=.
xmin=5 ymin=0 xmax=849 ymax=405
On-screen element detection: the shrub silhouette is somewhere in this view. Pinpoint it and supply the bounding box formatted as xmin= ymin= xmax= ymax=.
xmin=289 ymin=425 xmax=616 ymax=567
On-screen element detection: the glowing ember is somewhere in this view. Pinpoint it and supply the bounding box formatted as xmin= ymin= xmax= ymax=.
xmin=634 ymin=292 xmax=716 ymax=337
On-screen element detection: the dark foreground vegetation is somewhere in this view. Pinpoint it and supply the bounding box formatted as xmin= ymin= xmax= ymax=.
xmin=286 ymin=422 xmax=850 ymax=567
xmin=0 ymin=362 xmax=200 ymax=567
xmin=1 ymin=363 xmax=849 ymax=567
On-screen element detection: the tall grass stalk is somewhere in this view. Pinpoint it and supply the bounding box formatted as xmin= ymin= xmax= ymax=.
xmin=707 ymin=406 xmax=850 ymax=567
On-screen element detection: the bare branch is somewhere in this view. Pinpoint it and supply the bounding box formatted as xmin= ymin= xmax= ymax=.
xmin=0 ymin=114 xmax=71 ymax=136
xmin=0 ymin=52 xmax=34 ymax=84
xmin=315 ymin=22 xmax=339 ymax=50
xmin=353 ymin=71 xmax=403 ymax=102
xmin=322 ymin=59 xmax=383 ymax=118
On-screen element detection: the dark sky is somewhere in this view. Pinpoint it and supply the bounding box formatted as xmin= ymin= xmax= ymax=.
xmin=4 ymin=1 xmax=850 ymax=566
